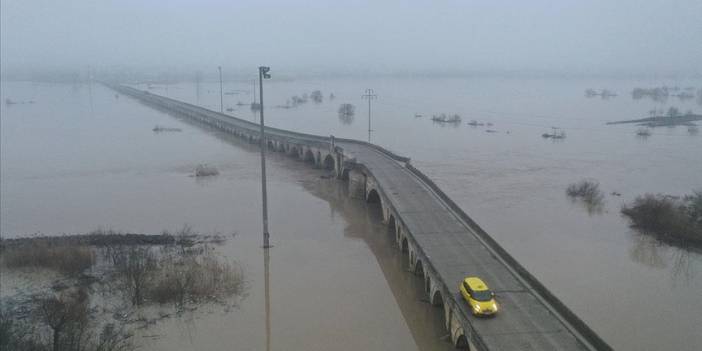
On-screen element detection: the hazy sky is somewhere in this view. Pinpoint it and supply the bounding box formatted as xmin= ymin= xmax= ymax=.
xmin=2 ymin=0 xmax=701 ymax=75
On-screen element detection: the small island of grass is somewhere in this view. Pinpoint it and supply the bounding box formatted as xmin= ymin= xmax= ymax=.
xmin=607 ymin=108 xmax=702 ymax=128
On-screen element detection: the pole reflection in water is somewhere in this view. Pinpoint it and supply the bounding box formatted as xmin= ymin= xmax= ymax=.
xmin=264 ymin=246 xmax=271 ymax=351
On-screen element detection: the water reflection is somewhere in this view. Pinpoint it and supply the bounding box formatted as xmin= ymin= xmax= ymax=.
xmin=263 ymin=247 xmax=271 ymax=351
xmin=568 ymin=196 xmax=605 ymax=216
xmin=337 ymin=103 xmax=356 ymax=125
xmin=302 ymin=179 xmax=454 ymax=351
xmin=628 ymin=230 xmax=699 ymax=283
xmin=628 ymin=233 xmax=667 ymax=269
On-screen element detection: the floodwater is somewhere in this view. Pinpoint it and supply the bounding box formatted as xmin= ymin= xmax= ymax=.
xmin=0 ymin=81 xmax=452 ymax=351
xmin=2 ymin=77 xmax=702 ymax=350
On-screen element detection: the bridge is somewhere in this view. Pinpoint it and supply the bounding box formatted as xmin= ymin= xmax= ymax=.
xmin=109 ymin=84 xmax=612 ymax=351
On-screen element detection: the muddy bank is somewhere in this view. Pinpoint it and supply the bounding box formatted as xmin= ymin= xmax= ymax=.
xmin=0 ymin=229 xmax=230 ymax=250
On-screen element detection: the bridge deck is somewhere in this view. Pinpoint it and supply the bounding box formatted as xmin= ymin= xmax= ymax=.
xmin=112 ymin=84 xmax=607 ymax=351
xmin=340 ymin=143 xmax=588 ymax=350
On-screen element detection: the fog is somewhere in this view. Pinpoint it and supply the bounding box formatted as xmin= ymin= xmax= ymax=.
xmin=2 ymin=0 xmax=701 ymax=77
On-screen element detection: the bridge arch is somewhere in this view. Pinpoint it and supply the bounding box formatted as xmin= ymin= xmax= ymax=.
xmin=366 ymin=188 xmax=381 ymax=204
xmin=304 ymin=149 xmax=315 ymax=163
xmin=455 ymin=334 xmax=469 ymax=349
xmin=387 ymin=215 xmax=396 ymax=235
xmin=415 ymin=259 xmax=424 ymax=275
xmin=340 ymin=168 xmax=350 ymax=180
xmin=323 ymin=154 xmax=335 ymax=171
xmin=401 ymin=237 xmax=409 ymax=253
xmin=431 ymin=290 xmax=444 ymax=306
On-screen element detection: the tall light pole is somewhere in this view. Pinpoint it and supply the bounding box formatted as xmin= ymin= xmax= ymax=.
xmin=362 ymin=89 xmax=377 ymax=143
xmin=218 ymin=66 xmax=223 ymax=113
xmin=259 ymin=66 xmax=272 ymax=248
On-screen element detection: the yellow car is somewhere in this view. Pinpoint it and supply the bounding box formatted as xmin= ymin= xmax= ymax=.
xmin=460 ymin=277 xmax=498 ymax=316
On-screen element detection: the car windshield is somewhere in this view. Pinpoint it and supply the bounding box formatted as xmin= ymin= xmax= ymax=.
xmin=472 ymin=290 xmax=493 ymax=302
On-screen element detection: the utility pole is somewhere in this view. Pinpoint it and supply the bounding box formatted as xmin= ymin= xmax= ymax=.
xmin=218 ymin=66 xmax=223 ymax=113
xmin=253 ymin=79 xmax=256 ymax=105
xmin=361 ymin=88 xmax=377 ymax=143
xmin=258 ymin=66 xmax=272 ymax=248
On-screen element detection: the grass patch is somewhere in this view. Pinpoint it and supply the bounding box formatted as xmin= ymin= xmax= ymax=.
xmin=149 ymin=249 xmax=244 ymax=306
xmin=621 ymin=191 xmax=702 ymax=246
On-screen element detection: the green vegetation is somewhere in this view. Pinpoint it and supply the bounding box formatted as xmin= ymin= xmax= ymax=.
xmin=621 ymin=191 xmax=702 ymax=246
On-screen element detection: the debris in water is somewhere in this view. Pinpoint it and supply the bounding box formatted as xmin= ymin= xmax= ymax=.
xmin=195 ymin=164 xmax=219 ymax=177
xmin=541 ymin=127 xmax=566 ymax=139
xmin=431 ymin=113 xmax=461 ymax=123
xmin=153 ymin=125 xmax=182 ymax=132
xmin=636 ymin=128 xmax=652 ymax=137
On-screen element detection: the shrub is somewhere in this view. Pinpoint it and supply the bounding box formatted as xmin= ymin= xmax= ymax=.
xmin=566 ymin=180 xmax=604 ymax=204
xmin=621 ymin=192 xmax=702 ymax=245
xmin=2 ymin=244 xmax=95 ymax=275
xmin=112 ymin=246 xmax=156 ymax=306
xmin=195 ymin=164 xmax=219 ymax=177
xmin=148 ymin=249 xmax=243 ymax=307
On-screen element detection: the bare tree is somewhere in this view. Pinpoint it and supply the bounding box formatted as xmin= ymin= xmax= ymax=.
xmin=310 ymin=90 xmax=323 ymax=103
xmin=114 ymin=247 xmax=156 ymax=306
xmin=337 ymin=103 xmax=355 ymax=125
xmin=34 ymin=289 xmax=89 ymax=351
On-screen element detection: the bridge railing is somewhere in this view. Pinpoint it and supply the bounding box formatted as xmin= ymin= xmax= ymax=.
xmin=403 ymin=163 xmax=612 ymax=351
xmin=112 ymin=84 xmax=411 ymax=163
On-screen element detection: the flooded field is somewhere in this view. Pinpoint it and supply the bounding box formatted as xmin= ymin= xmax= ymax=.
xmin=2 ymin=77 xmax=702 ymax=350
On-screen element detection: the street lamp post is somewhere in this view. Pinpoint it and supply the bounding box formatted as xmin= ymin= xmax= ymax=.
xmin=218 ymin=66 xmax=223 ymax=113
xmin=258 ymin=66 xmax=272 ymax=248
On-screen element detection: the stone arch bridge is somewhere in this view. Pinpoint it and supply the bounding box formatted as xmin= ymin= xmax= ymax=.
xmin=110 ymin=84 xmax=611 ymax=351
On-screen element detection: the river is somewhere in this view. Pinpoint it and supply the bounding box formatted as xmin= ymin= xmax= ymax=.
xmin=2 ymin=76 xmax=701 ymax=350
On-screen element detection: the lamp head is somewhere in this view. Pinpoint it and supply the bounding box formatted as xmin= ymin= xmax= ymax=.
xmin=259 ymin=66 xmax=271 ymax=79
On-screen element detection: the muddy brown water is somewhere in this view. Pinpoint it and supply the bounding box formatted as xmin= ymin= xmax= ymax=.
xmin=2 ymin=79 xmax=702 ymax=350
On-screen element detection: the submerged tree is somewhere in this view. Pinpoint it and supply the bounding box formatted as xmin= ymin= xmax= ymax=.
xmin=338 ymin=103 xmax=356 ymax=125
xmin=113 ymin=247 xmax=156 ymax=306
xmin=34 ymin=289 xmax=89 ymax=351
xmin=310 ymin=90 xmax=323 ymax=103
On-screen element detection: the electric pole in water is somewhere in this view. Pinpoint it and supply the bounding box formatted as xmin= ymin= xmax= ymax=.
xmin=258 ymin=66 xmax=272 ymax=248
xmin=362 ymin=89 xmax=377 ymax=143
xmin=218 ymin=66 xmax=223 ymax=113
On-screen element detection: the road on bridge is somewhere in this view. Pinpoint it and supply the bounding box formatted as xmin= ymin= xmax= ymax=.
xmin=340 ymin=142 xmax=593 ymax=350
